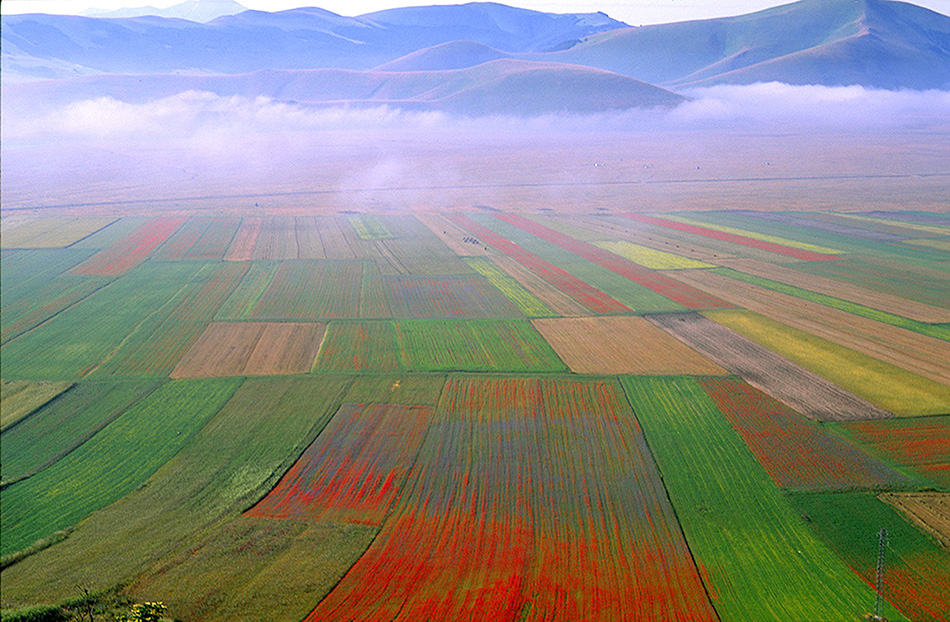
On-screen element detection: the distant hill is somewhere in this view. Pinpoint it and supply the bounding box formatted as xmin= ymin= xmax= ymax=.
xmin=1 ymin=2 xmax=628 ymax=81
xmin=80 ymin=0 xmax=247 ymax=22
xmin=3 ymin=0 xmax=947 ymax=116
xmin=541 ymin=0 xmax=950 ymax=89
xmin=1 ymin=59 xmax=684 ymax=116
xmin=374 ymin=41 xmax=511 ymax=71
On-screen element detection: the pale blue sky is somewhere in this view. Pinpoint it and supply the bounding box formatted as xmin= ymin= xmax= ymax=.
xmin=4 ymin=0 xmax=948 ymax=25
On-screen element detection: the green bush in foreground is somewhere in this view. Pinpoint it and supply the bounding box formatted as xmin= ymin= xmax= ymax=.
xmin=0 ymin=606 xmax=67 ymax=622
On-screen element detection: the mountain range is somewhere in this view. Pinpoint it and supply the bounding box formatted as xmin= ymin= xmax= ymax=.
xmin=80 ymin=0 xmax=248 ymax=22
xmin=2 ymin=0 xmax=948 ymax=116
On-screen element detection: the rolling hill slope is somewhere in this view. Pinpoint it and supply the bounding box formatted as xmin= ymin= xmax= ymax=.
xmin=0 ymin=2 xmax=627 ymax=81
xmin=1 ymin=59 xmax=684 ymax=115
xmin=542 ymin=0 xmax=950 ymax=88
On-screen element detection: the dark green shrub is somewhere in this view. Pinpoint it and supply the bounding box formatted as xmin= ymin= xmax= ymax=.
xmin=0 ymin=605 xmax=67 ymax=622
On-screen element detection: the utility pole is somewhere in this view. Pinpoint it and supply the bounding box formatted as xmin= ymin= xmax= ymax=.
xmin=865 ymin=527 xmax=888 ymax=622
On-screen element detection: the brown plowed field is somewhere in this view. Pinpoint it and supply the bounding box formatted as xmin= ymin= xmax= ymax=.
xmin=715 ymin=258 xmax=950 ymax=323
xmin=667 ymin=270 xmax=950 ymax=385
xmin=879 ymin=493 xmax=950 ymax=548
xmin=490 ymin=255 xmax=588 ymax=317
xmin=533 ymin=316 xmax=726 ymax=375
xmin=647 ymin=313 xmax=893 ymax=421
xmin=171 ymin=322 xmax=325 ymax=378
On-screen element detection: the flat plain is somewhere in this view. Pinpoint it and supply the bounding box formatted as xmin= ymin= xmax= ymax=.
xmin=2 ymin=142 xmax=949 ymax=620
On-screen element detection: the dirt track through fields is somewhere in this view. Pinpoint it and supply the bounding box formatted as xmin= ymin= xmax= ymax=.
xmin=647 ymin=313 xmax=892 ymax=421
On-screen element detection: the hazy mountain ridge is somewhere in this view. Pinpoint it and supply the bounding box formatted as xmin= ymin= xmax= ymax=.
xmin=2 ymin=59 xmax=685 ymax=116
xmin=80 ymin=0 xmax=247 ymax=22
xmin=539 ymin=0 xmax=950 ymax=89
xmin=2 ymin=0 xmax=947 ymax=117
xmin=1 ymin=2 xmax=627 ymax=80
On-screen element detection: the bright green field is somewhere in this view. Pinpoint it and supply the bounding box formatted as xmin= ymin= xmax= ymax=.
xmin=0 ymin=378 xmax=240 ymax=556
xmin=622 ymin=376 xmax=903 ymax=622
xmin=314 ymin=319 xmax=567 ymax=373
xmin=786 ymin=492 xmax=950 ymax=622
xmin=0 ymin=380 xmax=72 ymax=431
xmin=0 ymin=263 xmax=235 ymax=380
xmin=0 ymin=381 xmax=159 ymax=483
xmin=0 ymin=248 xmax=97 ymax=305
xmin=395 ymin=319 xmax=568 ymax=372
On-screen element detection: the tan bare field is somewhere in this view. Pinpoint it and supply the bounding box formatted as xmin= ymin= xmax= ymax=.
xmin=533 ymin=316 xmax=726 ymax=375
xmin=295 ymin=216 xmax=327 ymax=259
xmin=1 ymin=217 xmax=117 ymax=249
xmin=253 ymin=215 xmax=298 ymax=260
xmin=317 ymin=216 xmax=358 ymax=259
xmin=490 ymin=255 xmax=589 ymax=317
xmin=714 ymin=258 xmax=950 ymax=323
xmin=647 ymin=312 xmax=893 ymax=421
xmin=224 ymin=217 xmax=263 ymax=261
xmin=171 ymin=322 xmax=326 ymax=378
xmin=667 ymin=269 xmax=950 ymax=385
xmin=879 ymin=492 xmax=950 ymax=549
xmin=2 ymin=129 xmax=947 ymax=218
xmin=243 ymin=323 xmax=327 ymax=375
xmin=416 ymin=213 xmax=491 ymax=257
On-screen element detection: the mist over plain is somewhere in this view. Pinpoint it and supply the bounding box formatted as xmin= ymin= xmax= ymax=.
xmin=2 ymin=81 xmax=948 ymax=217
xmin=5 ymin=83 xmax=950 ymax=144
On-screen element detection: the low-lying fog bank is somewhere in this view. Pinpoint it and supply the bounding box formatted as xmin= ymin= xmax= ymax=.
xmin=2 ymin=83 xmax=948 ymax=215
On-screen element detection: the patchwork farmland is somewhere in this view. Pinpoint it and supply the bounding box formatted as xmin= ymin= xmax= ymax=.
xmin=2 ymin=209 xmax=948 ymax=621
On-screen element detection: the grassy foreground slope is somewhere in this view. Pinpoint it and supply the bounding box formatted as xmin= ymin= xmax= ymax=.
xmin=0 ymin=377 xmax=344 ymax=604
xmin=1 ymin=379 xmax=240 ymax=557
xmin=126 ymin=375 xmax=445 ymax=622
xmin=0 ymin=381 xmax=160 ymax=484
